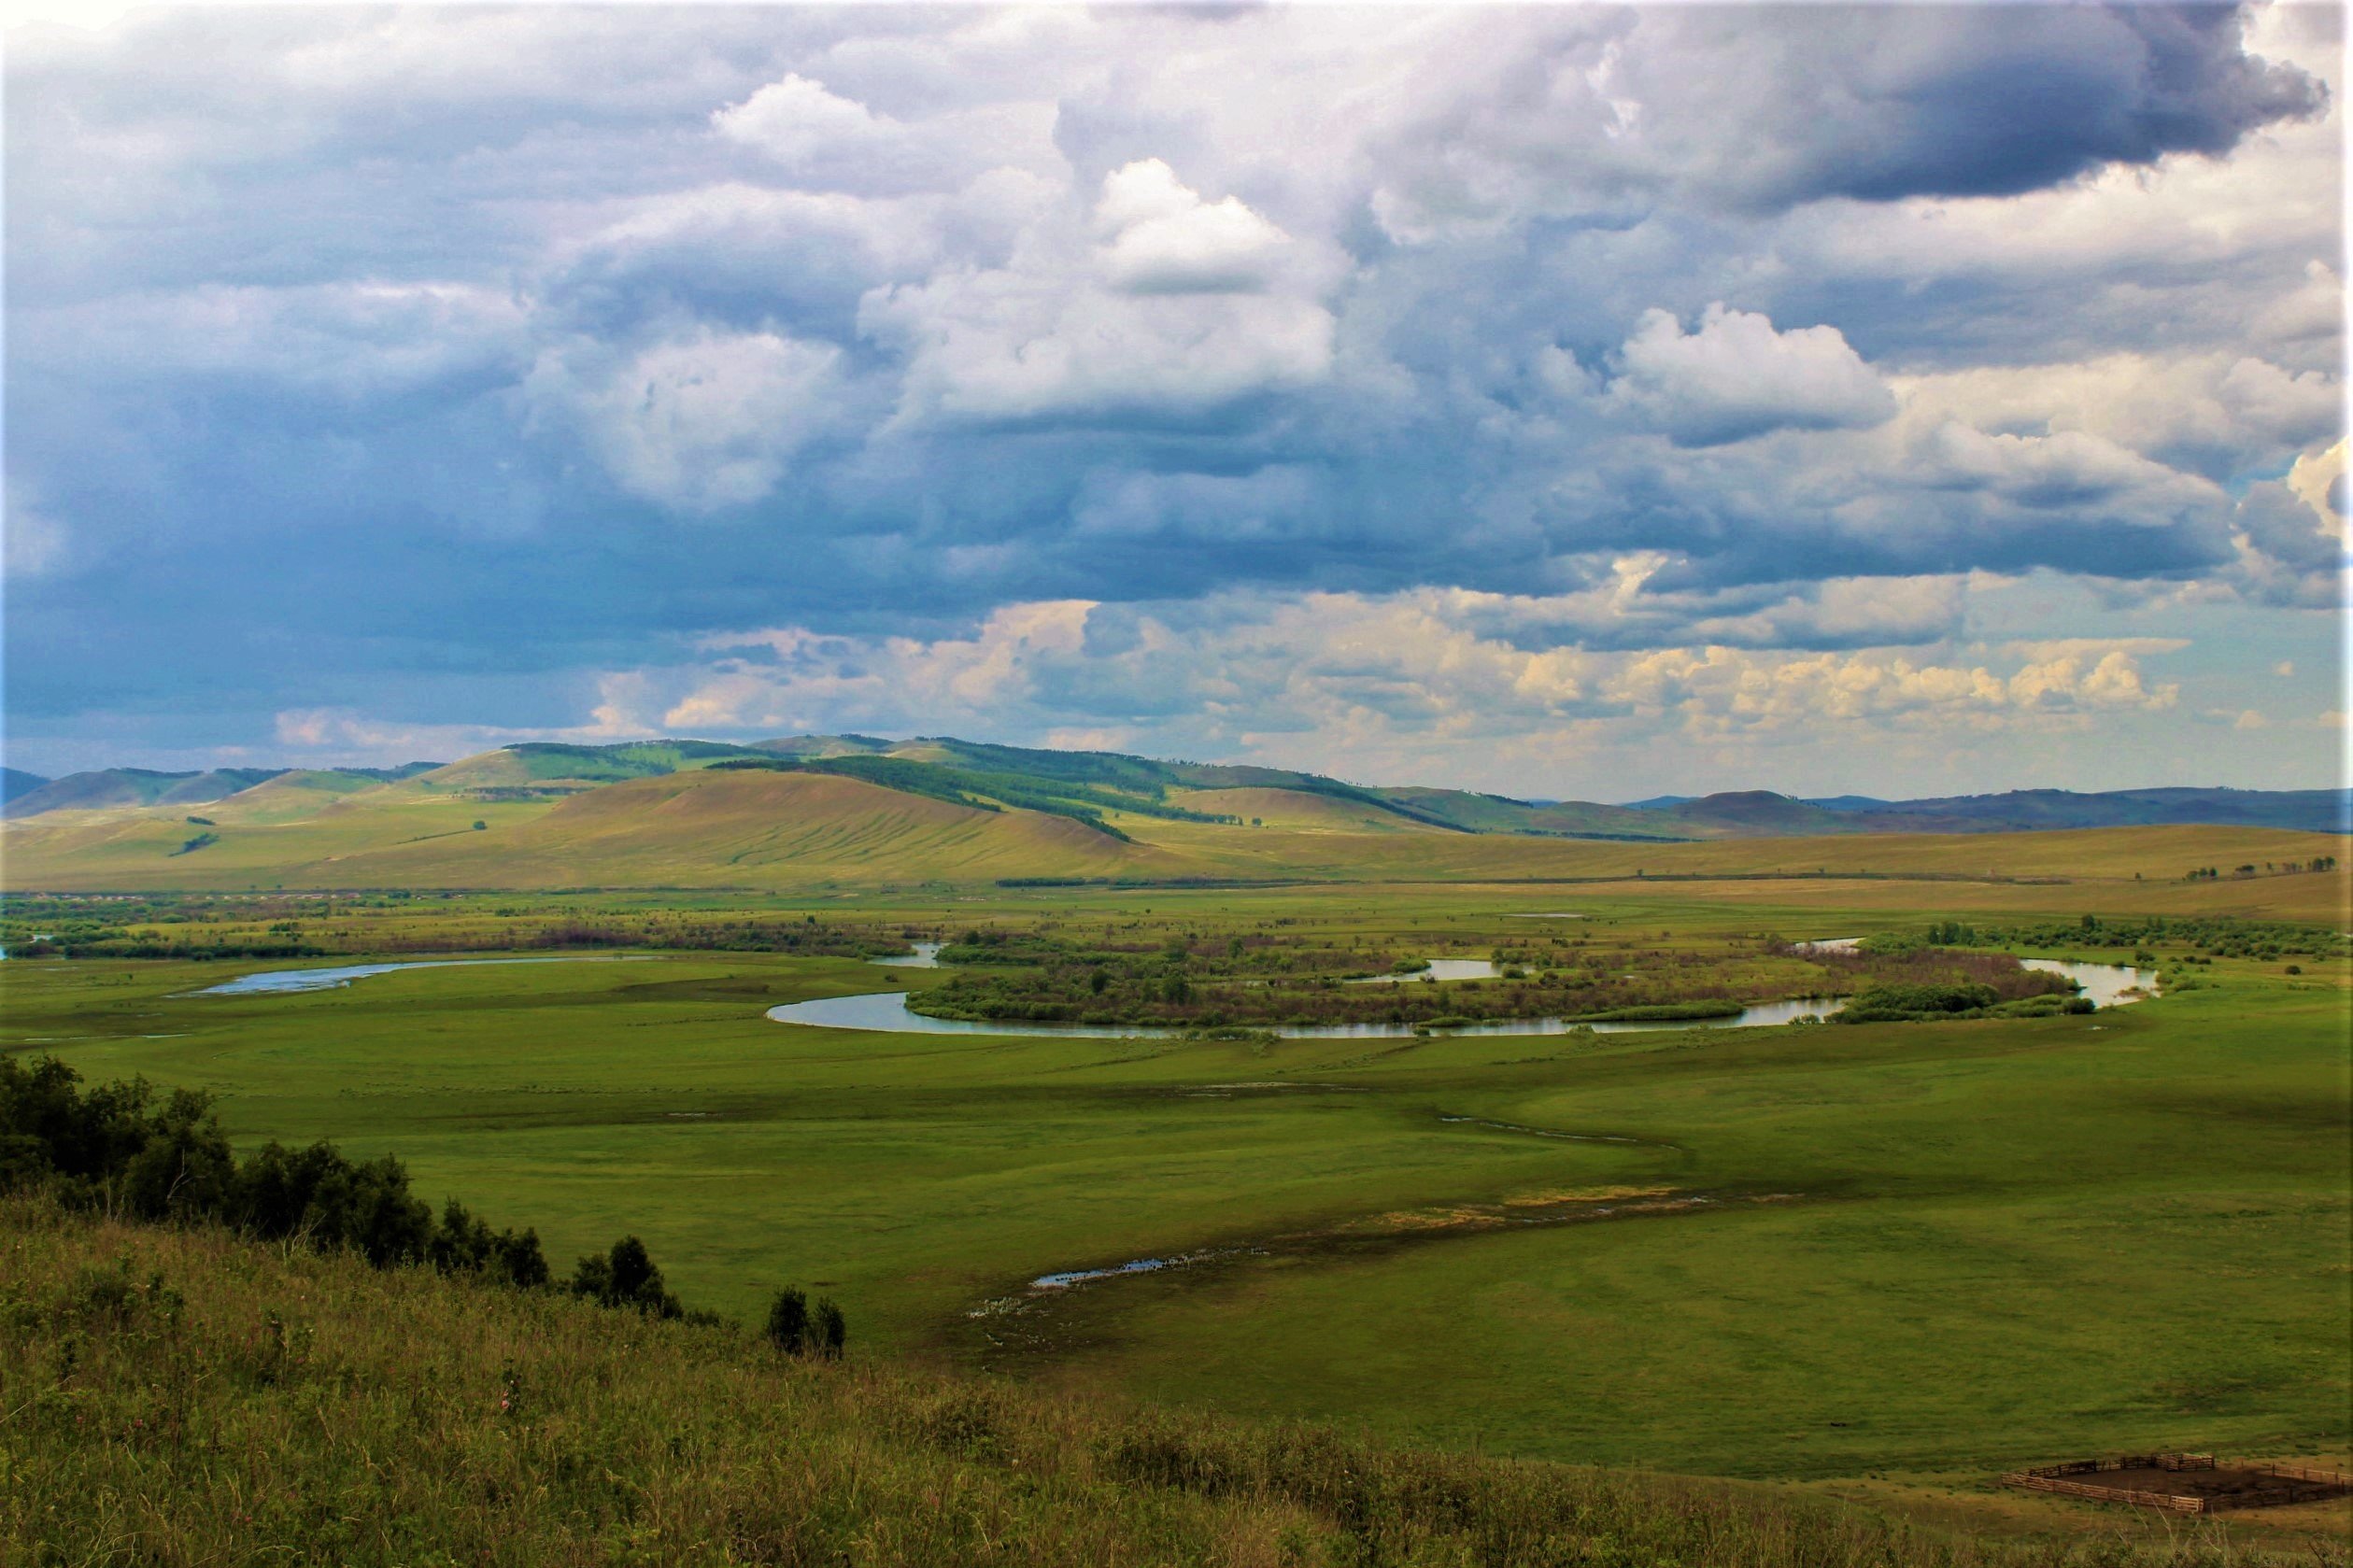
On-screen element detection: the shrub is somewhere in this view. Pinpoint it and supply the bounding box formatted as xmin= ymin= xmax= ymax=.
xmin=814 ymin=1297 xmax=847 ymax=1359
xmin=1834 ymin=982 xmax=2002 ymax=1024
xmin=767 ymin=1286 xmax=846 ymax=1358
xmin=766 ymin=1286 xmax=809 ymax=1353
xmin=574 ymin=1236 xmax=683 ymax=1320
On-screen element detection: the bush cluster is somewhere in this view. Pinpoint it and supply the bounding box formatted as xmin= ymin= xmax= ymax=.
xmin=763 ymin=1284 xmax=847 ymax=1358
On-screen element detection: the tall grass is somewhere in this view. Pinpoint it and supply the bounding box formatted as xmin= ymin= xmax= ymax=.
xmin=3 ymin=1197 xmax=2329 ymax=1568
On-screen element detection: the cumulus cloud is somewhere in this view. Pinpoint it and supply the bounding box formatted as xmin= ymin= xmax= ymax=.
xmin=1094 ymin=158 xmax=1293 ymax=294
xmin=1896 ymin=352 xmax=2341 ymax=482
xmin=2230 ymin=438 xmax=2349 ymax=607
xmin=1602 ymin=304 xmax=1895 ymax=446
xmin=526 ymin=328 xmax=851 ymax=510
xmin=711 ymin=72 xmax=1062 ymax=194
xmin=861 ymin=160 xmax=1336 ymax=426
xmin=653 ymin=592 xmax=2185 ymax=781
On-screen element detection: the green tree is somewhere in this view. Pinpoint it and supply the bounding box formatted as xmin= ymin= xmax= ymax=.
xmin=814 ymin=1297 xmax=847 ymax=1359
xmin=766 ymin=1286 xmax=809 ymax=1354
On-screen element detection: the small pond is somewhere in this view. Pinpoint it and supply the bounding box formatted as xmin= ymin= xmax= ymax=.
xmin=870 ymin=942 xmax=943 ymax=968
xmin=1348 ymin=958 xmax=1499 ymax=983
xmin=2023 ymin=957 xmax=2156 ymax=1006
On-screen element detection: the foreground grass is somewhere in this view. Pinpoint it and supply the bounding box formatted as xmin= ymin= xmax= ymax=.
xmin=4 ymin=1197 xmax=2335 ymax=1568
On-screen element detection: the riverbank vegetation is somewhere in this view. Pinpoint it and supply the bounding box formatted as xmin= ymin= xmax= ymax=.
xmin=904 ymin=929 xmax=2077 ymax=1029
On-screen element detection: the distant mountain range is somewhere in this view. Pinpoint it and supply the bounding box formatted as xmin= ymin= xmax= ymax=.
xmin=5 ymin=741 xmax=2346 ymax=837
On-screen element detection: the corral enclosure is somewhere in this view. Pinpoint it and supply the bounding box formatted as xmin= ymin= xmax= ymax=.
xmin=2006 ymin=1455 xmax=2353 ymax=1513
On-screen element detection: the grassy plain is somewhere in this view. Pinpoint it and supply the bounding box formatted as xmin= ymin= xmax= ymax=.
xmin=4 ymin=871 xmax=2346 ymax=1553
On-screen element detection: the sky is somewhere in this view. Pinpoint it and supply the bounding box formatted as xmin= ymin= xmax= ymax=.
xmin=3 ymin=2 xmax=2346 ymax=799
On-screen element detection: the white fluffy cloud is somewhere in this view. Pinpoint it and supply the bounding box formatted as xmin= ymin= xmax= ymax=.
xmin=861 ymin=159 xmax=1336 ymax=426
xmin=1094 ymin=158 xmax=1294 ymax=295
xmin=1896 ymin=351 xmax=2341 ymax=480
xmin=711 ymin=72 xmax=1062 ymax=194
xmin=1603 ymin=304 xmax=1895 ymax=446
xmin=526 ymin=328 xmax=849 ymax=511
xmin=2229 ymin=438 xmax=2349 ymax=607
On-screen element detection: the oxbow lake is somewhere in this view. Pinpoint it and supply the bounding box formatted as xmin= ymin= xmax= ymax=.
xmin=190 ymin=956 xmax=654 ymax=996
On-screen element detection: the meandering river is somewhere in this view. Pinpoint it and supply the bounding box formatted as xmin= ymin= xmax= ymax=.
xmin=191 ymin=948 xmax=2152 ymax=1029
xmin=763 ymin=947 xmax=2155 ymax=1039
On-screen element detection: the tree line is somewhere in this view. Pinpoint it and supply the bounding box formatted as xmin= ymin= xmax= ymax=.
xmin=0 ymin=1054 xmax=842 ymax=1357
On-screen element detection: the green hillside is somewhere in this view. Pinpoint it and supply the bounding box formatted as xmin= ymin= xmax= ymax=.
xmin=322 ymin=768 xmax=1184 ymax=887
xmin=21 ymin=1194 xmax=2304 ymax=1568
xmin=406 ymin=740 xmax=768 ymax=796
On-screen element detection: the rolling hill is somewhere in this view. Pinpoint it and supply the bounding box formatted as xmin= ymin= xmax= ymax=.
xmin=2 ymin=762 xmax=438 ymax=820
xmin=1843 ymin=785 xmax=2353 ymax=834
xmin=335 ymin=768 xmax=1183 ymax=887
xmin=2 ymin=734 xmax=2343 ymax=898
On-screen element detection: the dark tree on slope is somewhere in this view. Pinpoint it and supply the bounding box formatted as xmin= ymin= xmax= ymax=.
xmin=767 ymin=1286 xmax=809 ymax=1353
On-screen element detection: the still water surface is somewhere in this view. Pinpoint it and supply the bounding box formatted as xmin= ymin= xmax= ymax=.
xmin=191 ymin=956 xmax=652 ymax=996
xmin=768 ymin=953 xmax=2153 ymax=1039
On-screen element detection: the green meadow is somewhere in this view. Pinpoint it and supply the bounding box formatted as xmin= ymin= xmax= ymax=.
xmin=4 ymin=879 xmax=2346 ymax=1550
